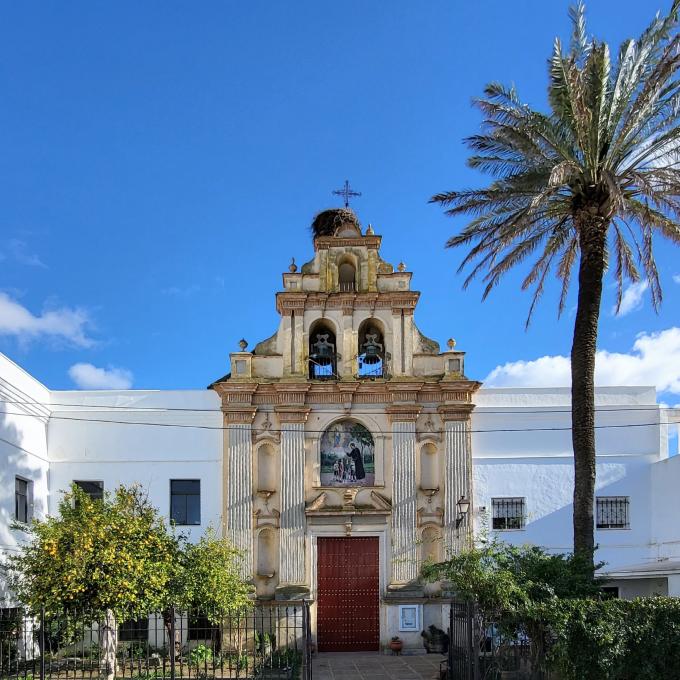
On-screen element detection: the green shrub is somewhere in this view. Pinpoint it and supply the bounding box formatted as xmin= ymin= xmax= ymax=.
xmin=187 ymin=644 xmax=213 ymax=667
xmin=546 ymin=597 xmax=680 ymax=680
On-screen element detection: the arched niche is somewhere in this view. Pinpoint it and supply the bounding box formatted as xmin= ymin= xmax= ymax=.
xmin=420 ymin=442 xmax=439 ymax=491
xmin=257 ymin=443 xmax=277 ymax=493
xmin=319 ymin=419 xmax=375 ymax=487
xmin=421 ymin=525 xmax=441 ymax=565
xmin=308 ymin=319 xmax=337 ymax=380
xmin=256 ymin=528 xmax=278 ymax=578
xmin=357 ymin=318 xmax=386 ymax=378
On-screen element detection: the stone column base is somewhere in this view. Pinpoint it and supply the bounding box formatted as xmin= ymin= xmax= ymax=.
xmin=275 ymin=585 xmax=311 ymax=601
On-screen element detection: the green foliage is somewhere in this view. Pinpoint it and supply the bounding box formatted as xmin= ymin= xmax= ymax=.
xmin=170 ymin=527 xmax=253 ymax=619
xmin=422 ymin=540 xmax=600 ymax=615
xmin=8 ymin=486 xmax=252 ymax=621
xmin=9 ymin=484 xmax=179 ymax=619
xmin=130 ymin=672 xmax=163 ymax=680
xmin=546 ymin=597 xmax=680 ymax=679
xmin=424 ymin=542 xmax=680 ymax=678
xmin=187 ymin=644 xmax=213 ymax=667
xmin=225 ymin=652 xmax=249 ymax=671
xmin=269 ymin=648 xmax=301 ymax=671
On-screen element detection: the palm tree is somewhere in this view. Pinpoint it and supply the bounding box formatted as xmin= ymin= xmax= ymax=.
xmin=431 ymin=1 xmax=680 ymax=567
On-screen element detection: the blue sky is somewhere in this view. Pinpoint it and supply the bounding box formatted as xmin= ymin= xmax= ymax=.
xmin=1 ymin=0 xmax=679 ymax=404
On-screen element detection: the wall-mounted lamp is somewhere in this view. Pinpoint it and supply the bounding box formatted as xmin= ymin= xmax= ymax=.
xmin=456 ymin=495 xmax=471 ymax=527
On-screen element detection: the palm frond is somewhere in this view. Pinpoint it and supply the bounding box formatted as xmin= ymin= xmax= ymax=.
xmin=433 ymin=0 xmax=680 ymax=322
xmin=569 ymin=2 xmax=590 ymax=60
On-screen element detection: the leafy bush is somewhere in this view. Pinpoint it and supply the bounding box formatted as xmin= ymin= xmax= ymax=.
xmin=422 ymin=540 xmax=601 ymax=615
xmin=421 ymin=541 xmax=680 ymax=678
xmin=187 ymin=644 xmax=213 ymax=667
xmin=217 ymin=652 xmax=248 ymax=670
xmin=547 ymin=597 xmax=680 ymax=680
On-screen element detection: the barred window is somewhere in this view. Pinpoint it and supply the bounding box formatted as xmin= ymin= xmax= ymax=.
xmin=596 ymin=496 xmax=630 ymax=529
xmin=492 ymin=497 xmax=525 ymax=530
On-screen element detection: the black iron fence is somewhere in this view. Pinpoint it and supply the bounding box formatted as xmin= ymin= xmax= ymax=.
xmin=446 ymin=601 xmax=556 ymax=680
xmin=0 ymin=603 xmax=312 ymax=680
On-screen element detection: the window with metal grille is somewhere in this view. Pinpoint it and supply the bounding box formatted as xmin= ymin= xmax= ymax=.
xmin=15 ymin=477 xmax=31 ymax=524
xmin=118 ymin=617 xmax=149 ymax=642
xmin=170 ymin=480 xmax=201 ymax=525
xmin=74 ymin=480 xmax=104 ymax=502
xmin=596 ymin=496 xmax=630 ymax=529
xmin=492 ymin=497 xmax=526 ymax=530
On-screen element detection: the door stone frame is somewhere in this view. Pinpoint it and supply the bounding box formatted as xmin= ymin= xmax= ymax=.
xmin=309 ymin=526 xmax=387 ymax=649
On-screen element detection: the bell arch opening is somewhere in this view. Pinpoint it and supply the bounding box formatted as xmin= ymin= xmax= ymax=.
xmin=358 ymin=318 xmax=386 ymax=378
xmin=308 ymin=320 xmax=338 ymax=380
xmin=338 ymin=260 xmax=356 ymax=292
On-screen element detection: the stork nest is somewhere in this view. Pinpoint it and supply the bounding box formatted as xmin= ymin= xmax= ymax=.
xmin=310 ymin=208 xmax=361 ymax=237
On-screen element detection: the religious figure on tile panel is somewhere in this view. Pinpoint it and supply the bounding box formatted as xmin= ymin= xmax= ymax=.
xmin=320 ymin=420 xmax=375 ymax=487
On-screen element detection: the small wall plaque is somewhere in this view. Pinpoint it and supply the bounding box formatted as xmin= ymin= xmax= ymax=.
xmin=398 ymin=604 xmax=421 ymax=632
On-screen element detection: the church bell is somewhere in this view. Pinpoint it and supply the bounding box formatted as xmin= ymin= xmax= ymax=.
xmin=310 ymin=334 xmax=335 ymax=366
xmin=361 ymin=335 xmax=383 ymax=364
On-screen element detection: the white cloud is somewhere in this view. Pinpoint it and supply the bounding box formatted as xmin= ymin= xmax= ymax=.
xmin=68 ymin=363 xmax=133 ymax=390
xmin=612 ymin=280 xmax=648 ymax=316
xmin=673 ymin=274 xmax=680 ymax=285
xmin=1 ymin=239 xmax=46 ymax=267
xmin=485 ymin=327 xmax=680 ymax=395
xmin=0 ymin=292 xmax=95 ymax=347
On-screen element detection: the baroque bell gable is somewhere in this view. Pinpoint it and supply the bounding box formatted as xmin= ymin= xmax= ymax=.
xmin=211 ymin=207 xmax=480 ymax=648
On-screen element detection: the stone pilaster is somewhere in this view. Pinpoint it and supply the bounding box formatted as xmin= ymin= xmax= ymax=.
xmin=277 ymin=407 xmax=310 ymax=588
xmin=439 ymin=406 xmax=474 ymax=553
xmin=224 ymin=408 xmax=257 ymax=578
xmin=388 ymin=406 xmax=421 ymax=584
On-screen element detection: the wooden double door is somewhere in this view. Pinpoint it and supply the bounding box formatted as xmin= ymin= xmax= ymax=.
xmin=316 ymin=536 xmax=380 ymax=652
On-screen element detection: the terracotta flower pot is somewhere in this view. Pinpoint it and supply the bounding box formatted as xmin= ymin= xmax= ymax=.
xmin=389 ymin=638 xmax=403 ymax=654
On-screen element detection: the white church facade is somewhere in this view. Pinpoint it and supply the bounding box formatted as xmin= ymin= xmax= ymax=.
xmin=2 ymin=208 xmax=680 ymax=652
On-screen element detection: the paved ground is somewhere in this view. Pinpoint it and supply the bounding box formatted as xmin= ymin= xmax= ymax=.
xmin=312 ymin=652 xmax=445 ymax=680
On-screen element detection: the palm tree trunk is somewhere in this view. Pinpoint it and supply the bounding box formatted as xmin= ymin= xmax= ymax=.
xmin=571 ymin=220 xmax=607 ymax=569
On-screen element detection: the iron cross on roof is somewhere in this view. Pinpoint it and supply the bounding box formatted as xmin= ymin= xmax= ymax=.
xmin=332 ymin=180 xmax=362 ymax=208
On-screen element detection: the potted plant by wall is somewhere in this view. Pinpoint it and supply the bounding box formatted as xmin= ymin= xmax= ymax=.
xmin=389 ymin=636 xmax=403 ymax=654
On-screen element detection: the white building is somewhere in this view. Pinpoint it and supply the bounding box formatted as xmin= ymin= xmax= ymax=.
xmin=1 ymin=209 xmax=679 ymax=652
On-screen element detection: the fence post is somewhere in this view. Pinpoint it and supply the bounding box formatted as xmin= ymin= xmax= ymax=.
xmin=448 ymin=603 xmax=454 ymax=680
xmin=302 ymin=599 xmax=312 ymax=680
xmin=169 ymin=606 xmax=176 ymax=680
xmin=39 ymin=607 xmax=45 ymax=680
xmin=470 ymin=601 xmax=480 ymax=680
